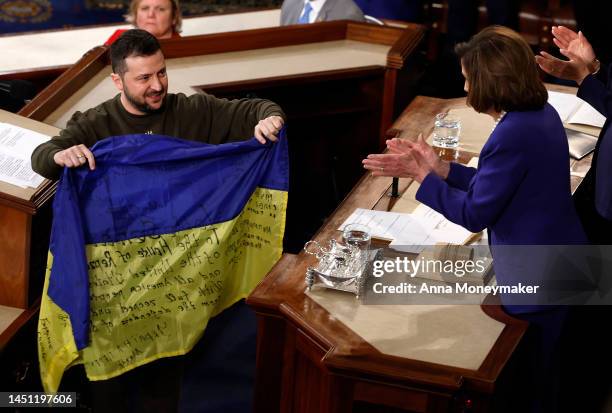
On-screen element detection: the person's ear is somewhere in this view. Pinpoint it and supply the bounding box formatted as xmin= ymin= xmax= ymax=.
xmin=111 ymin=73 xmax=124 ymax=92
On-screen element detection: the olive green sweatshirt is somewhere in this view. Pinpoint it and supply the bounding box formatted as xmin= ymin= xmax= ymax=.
xmin=31 ymin=92 xmax=285 ymax=180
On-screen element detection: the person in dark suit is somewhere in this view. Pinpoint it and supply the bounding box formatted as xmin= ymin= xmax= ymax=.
xmin=353 ymin=0 xmax=423 ymax=22
xmin=536 ymin=26 xmax=612 ymax=244
xmin=536 ymin=26 xmax=612 ymax=413
xmin=364 ymin=26 xmax=587 ymax=412
xmin=280 ymin=0 xmax=365 ymax=25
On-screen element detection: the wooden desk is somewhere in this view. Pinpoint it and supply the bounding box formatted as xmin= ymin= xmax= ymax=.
xmin=246 ymin=96 xmax=531 ymax=413
xmin=0 ymin=110 xmax=57 ymax=310
xmin=0 ymin=111 xmax=57 ymax=391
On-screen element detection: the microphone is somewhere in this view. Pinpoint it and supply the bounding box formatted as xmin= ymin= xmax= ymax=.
xmin=391 ymin=177 xmax=399 ymax=197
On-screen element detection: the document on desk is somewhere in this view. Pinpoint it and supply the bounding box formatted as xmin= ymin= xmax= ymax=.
xmin=339 ymin=206 xmax=475 ymax=253
xmin=408 ymin=204 xmax=474 ymax=245
xmin=547 ymin=91 xmax=605 ymax=129
xmin=0 ymin=122 xmax=50 ymax=188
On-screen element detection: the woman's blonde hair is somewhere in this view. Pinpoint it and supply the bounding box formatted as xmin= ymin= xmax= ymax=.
xmin=125 ymin=0 xmax=182 ymax=34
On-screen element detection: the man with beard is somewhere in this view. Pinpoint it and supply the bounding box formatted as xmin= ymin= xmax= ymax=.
xmin=31 ymin=29 xmax=286 ymax=412
xmin=31 ymin=29 xmax=285 ymax=180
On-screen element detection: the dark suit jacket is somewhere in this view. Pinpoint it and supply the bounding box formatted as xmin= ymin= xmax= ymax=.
xmin=280 ymin=0 xmax=365 ymax=25
xmin=576 ymin=65 xmax=612 ymax=244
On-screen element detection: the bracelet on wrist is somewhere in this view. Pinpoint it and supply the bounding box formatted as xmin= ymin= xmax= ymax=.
xmin=590 ymin=58 xmax=601 ymax=75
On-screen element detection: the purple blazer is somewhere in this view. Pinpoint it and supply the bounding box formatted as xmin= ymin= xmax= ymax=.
xmin=416 ymin=103 xmax=587 ymax=246
xmin=416 ymin=104 xmax=588 ymax=312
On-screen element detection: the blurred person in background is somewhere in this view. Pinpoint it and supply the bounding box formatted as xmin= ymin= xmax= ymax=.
xmin=280 ymin=0 xmax=365 ymax=25
xmin=106 ymin=0 xmax=181 ymax=45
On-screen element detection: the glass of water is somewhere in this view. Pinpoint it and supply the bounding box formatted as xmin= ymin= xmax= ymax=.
xmin=342 ymin=223 xmax=371 ymax=270
xmin=433 ymin=113 xmax=461 ymax=148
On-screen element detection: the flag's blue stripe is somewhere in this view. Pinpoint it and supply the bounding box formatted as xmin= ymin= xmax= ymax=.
xmin=48 ymin=132 xmax=288 ymax=350
xmin=72 ymin=131 xmax=287 ymax=244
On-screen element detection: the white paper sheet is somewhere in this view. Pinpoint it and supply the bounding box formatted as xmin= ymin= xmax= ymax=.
xmin=402 ymin=204 xmax=474 ymax=246
xmin=0 ymin=122 xmax=50 ymax=188
xmin=467 ymin=157 xmax=479 ymax=168
xmin=570 ymin=102 xmax=606 ymax=128
xmin=547 ymin=91 xmax=581 ymax=122
xmin=339 ymin=208 xmax=433 ymax=241
xmin=547 ymin=91 xmax=605 ymax=128
xmin=339 ymin=206 xmax=474 ymax=254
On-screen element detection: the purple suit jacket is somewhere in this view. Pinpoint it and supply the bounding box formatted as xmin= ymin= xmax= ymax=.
xmin=416 ymin=104 xmax=587 ymax=313
xmin=416 ymin=103 xmax=586 ymax=246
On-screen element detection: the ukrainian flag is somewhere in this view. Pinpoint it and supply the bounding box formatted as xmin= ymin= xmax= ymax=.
xmin=38 ymin=132 xmax=288 ymax=392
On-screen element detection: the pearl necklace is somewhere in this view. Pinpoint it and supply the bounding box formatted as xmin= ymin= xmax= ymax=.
xmin=491 ymin=111 xmax=507 ymax=133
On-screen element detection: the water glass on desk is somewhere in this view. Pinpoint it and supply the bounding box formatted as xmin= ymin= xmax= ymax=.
xmin=433 ymin=113 xmax=461 ymax=148
xmin=342 ymin=223 xmax=371 ymax=270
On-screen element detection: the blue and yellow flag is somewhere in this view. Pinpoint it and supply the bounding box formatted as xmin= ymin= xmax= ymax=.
xmin=38 ymin=132 xmax=288 ymax=392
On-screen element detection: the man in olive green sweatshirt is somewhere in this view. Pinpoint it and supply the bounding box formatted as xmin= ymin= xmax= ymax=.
xmin=31 ymin=29 xmax=285 ymax=180
xmin=31 ymin=28 xmax=286 ymax=412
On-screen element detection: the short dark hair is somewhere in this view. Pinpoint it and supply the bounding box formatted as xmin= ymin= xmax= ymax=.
xmin=110 ymin=29 xmax=162 ymax=76
xmin=455 ymin=26 xmax=547 ymax=113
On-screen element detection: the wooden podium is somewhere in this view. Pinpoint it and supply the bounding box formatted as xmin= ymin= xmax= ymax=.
xmin=246 ymin=96 xmax=532 ymax=413
xmin=0 ymin=111 xmax=57 ymax=384
xmin=0 ymin=111 xmax=58 ymax=311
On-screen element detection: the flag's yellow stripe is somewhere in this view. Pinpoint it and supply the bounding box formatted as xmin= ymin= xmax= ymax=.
xmin=38 ymin=187 xmax=287 ymax=392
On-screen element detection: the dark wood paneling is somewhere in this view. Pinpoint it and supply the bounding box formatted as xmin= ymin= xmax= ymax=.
xmin=354 ymin=381 xmax=431 ymax=412
xmin=0 ymin=67 xmax=67 ymax=97
xmin=252 ymin=314 xmax=286 ymax=413
xmin=0 ymin=179 xmax=55 ymax=214
xmin=0 ymin=301 xmax=41 ymax=393
xmin=161 ymin=21 xmax=347 ymax=59
xmin=18 ymin=46 xmax=109 ymax=122
xmin=0 ymin=195 xmax=52 ymax=309
xmin=0 ymin=206 xmax=29 ymax=308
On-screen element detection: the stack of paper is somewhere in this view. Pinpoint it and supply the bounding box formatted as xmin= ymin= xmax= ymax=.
xmin=547 ymin=91 xmax=605 ymax=132
xmin=416 ymin=245 xmax=494 ymax=286
xmin=0 ymin=122 xmax=50 ymax=188
xmin=339 ymin=205 xmax=475 ymax=253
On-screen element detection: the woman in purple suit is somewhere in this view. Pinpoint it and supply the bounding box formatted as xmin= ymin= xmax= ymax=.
xmin=364 ymin=26 xmax=586 ymax=247
xmin=364 ymin=26 xmax=587 ymax=412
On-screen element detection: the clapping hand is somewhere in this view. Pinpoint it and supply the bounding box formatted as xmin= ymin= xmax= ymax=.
xmin=535 ymin=26 xmax=597 ymax=84
xmin=551 ymin=26 xmax=596 ymax=66
xmin=387 ymin=134 xmax=449 ymax=179
xmin=362 ymin=134 xmax=448 ymax=183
